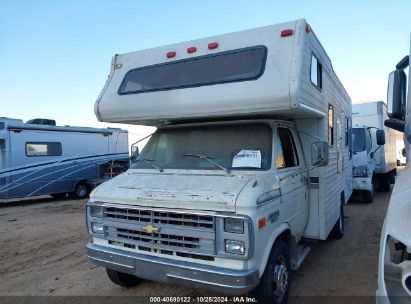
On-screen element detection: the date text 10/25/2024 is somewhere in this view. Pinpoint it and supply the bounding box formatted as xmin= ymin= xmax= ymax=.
xmin=149 ymin=296 xmax=258 ymax=303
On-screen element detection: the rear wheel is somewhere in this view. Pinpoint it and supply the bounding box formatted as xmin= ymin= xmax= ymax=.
xmin=381 ymin=177 xmax=391 ymax=192
xmin=331 ymin=204 xmax=344 ymax=238
xmin=106 ymin=268 xmax=142 ymax=287
xmin=250 ymin=240 xmax=290 ymax=304
xmin=71 ymin=182 xmax=89 ymax=199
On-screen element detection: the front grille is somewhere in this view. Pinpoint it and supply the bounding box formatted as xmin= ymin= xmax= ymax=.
xmin=102 ymin=206 xmax=216 ymax=260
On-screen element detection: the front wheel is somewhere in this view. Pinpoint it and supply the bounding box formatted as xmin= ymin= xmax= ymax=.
xmin=330 ymin=204 xmax=344 ymax=238
xmin=250 ymin=240 xmax=290 ymax=304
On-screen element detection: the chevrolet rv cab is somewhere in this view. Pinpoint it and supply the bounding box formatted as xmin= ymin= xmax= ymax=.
xmin=87 ymin=19 xmax=352 ymax=303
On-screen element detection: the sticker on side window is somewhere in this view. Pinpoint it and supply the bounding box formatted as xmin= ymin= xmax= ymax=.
xmin=232 ymin=150 xmax=261 ymax=168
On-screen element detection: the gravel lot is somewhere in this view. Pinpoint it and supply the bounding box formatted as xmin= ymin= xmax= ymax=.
xmin=0 ymin=184 xmax=392 ymax=303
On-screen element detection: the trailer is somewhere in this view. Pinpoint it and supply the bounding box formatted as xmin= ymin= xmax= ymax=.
xmin=351 ymin=101 xmax=397 ymax=202
xmin=0 ymin=118 xmax=129 ymax=200
xmin=87 ymin=19 xmax=352 ymax=303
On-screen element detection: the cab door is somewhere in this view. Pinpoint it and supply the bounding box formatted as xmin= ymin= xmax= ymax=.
xmin=274 ymin=126 xmax=309 ymax=239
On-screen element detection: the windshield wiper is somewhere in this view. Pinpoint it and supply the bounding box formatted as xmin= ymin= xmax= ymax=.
xmin=135 ymin=158 xmax=163 ymax=172
xmin=184 ymin=154 xmax=230 ymax=174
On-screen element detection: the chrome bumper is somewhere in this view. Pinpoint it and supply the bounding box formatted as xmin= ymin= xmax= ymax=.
xmin=353 ymin=177 xmax=372 ymax=191
xmin=87 ymin=243 xmax=259 ymax=294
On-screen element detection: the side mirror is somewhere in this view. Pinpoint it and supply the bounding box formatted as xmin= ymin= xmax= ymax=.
xmin=387 ymin=69 xmax=407 ymax=120
xmin=311 ymin=141 xmax=329 ymax=167
xmin=130 ymin=145 xmax=139 ymax=162
xmin=376 ymin=129 xmax=385 ymax=146
xmin=386 ymin=56 xmax=408 ymax=133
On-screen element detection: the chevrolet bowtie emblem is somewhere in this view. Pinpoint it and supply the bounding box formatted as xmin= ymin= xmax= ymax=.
xmin=142 ymin=224 xmax=160 ymax=233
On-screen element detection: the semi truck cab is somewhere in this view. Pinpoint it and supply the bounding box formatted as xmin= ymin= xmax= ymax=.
xmin=352 ymin=126 xmax=385 ymax=202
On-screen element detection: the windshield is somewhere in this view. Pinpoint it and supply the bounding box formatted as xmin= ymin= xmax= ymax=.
xmin=352 ymin=128 xmax=366 ymax=153
xmin=131 ymin=124 xmax=272 ymax=171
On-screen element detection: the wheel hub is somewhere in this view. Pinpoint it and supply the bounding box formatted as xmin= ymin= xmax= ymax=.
xmin=273 ymin=257 xmax=289 ymax=300
xmin=77 ymin=186 xmax=87 ymax=196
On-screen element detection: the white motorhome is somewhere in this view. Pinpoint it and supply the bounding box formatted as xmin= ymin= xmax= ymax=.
xmin=0 ymin=118 xmax=129 ymax=200
xmin=377 ymin=43 xmax=411 ymax=302
xmin=351 ymin=101 xmax=397 ymax=202
xmin=86 ymin=19 xmax=352 ymax=303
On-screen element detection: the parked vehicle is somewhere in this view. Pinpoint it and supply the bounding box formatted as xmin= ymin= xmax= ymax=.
xmin=377 ymin=47 xmax=411 ymax=302
xmin=0 ymin=117 xmax=129 ymax=200
xmin=86 ymin=19 xmax=353 ymax=303
xmin=351 ymin=101 xmax=397 ymax=202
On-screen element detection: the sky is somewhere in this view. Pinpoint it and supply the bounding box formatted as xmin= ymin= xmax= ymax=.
xmin=1 ymin=0 xmax=410 ymax=144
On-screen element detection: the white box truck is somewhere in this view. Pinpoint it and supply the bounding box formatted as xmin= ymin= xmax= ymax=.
xmin=351 ymin=101 xmax=397 ymax=202
xmin=377 ymin=43 xmax=411 ymax=302
xmin=86 ymin=19 xmax=353 ymax=303
xmin=0 ymin=117 xmax=129 ymax=200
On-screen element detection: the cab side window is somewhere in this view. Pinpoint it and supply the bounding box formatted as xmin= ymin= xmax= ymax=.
xmin=365 ymin=129 xmax=372 ymax=153
xmin=275 ymin=128 xmax=299 ymax=169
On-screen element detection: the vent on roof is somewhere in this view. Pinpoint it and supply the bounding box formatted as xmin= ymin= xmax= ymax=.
xmin=26 ymin=118 xmax=56 ymax=126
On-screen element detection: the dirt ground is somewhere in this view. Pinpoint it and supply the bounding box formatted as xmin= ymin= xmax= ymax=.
xmin=0 ymin=182 xmax=393 ymax=303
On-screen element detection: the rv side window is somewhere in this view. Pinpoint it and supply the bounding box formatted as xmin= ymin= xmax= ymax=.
xmin=26 ymin=142 xmax=62 ymax=157
xmin=328 ymin=105 xmax=334 ymax=146
xmin=310 ymin=54 xmax=322 ymax=89
xmin=275 ymin=128 xmax=299 ymax=169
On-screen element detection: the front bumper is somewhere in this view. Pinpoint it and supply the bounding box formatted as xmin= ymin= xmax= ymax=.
xmin=352 ymin=176 xmax=372 ymax=191
xmin=87 ymin=243 xmax=259 ymax=294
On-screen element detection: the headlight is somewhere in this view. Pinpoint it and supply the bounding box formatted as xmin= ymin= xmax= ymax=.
xmin=89 ymin=205 xmax=103 ymax=218
xmin=91 ymin=223 xmax=104 ymax=234
xmin=224 ymin=218 xmax=244 ymax=234
xmin=384 ymin=235 xmax=411 ymax=297
xmin=225 ymin=240 xmax=245 ymax=255
xmin=353 ymin=165 xmax=368 ymax=177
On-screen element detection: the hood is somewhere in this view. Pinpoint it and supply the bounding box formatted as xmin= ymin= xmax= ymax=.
xmin=353 ymin=150 xmax=368 ymax=167
xmin=91 ymin=170 xmax=253 ymax=212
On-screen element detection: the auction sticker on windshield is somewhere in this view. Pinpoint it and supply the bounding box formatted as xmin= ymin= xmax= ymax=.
xmin=232 ymin=150 xmax=261 ymax=168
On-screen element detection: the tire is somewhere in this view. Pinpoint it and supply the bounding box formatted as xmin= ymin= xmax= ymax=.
xmin=381 ymin=177 xmax=391 ymax=192
xmin=71 ymin=182 xmax=89 ymax=199
xmin=397 ymin=160 xmax=401 ymax=166
xmin=106 ymin=268 xmax=142 ymax=287
xmin=250 ymin=240 xmax=290 ymax=304
xmin=330 ymin=204 xmax=344 ymax=238
xmin=50 ymin=193 xmax=67 ymax=199
xmin=389 ymin=172 xmax=395 ymax=185
xmin=373 ymin=176 xmax=381 ymax=192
